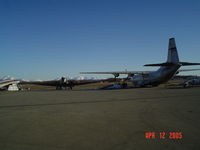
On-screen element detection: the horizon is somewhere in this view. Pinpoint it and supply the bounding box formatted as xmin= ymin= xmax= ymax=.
xmin=1 ymin=0 xmax=200 ymax=80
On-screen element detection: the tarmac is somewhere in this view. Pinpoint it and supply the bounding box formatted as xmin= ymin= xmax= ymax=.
xmin=0 ymin=87 xmax=200 ymax=150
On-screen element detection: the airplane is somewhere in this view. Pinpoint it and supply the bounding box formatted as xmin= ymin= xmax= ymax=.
xmin=20 ymin=77 xmax=116 ymax=90
xmin=183 ymin=77 xmax=200 ymax=88
xmin=81 ymin=38 xmax=200 ymax=87
xmin=0 ymin=79 xmax=20 ymax=91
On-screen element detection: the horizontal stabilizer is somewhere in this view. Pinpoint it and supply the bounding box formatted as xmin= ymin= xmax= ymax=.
xmin=144 ymin=62 xmax=175 ymax=67
xmin=179 ymin=62 xmax=200 ymax=66
xmin=145 ymin=62 xmax=200 ymax=67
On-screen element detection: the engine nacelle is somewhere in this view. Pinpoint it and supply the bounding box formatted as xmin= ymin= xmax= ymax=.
xmin=60 ymin=77 xmax=67 ymax=84
xmin=112 ymin=73 xmax=119 ymax=78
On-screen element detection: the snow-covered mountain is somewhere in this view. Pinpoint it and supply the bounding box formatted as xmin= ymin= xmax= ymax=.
xmin=0 ymin=75 xmax=15 ymax=81
xmin=0 ymin=75 xmax=104 ymax=82
xmin=70 ymin=76 xmax=107 ymax=80
xmin=0 ymin=75 xmax=29 ymax=82
xmin=55 ymin=76 xmax=104 ymax=81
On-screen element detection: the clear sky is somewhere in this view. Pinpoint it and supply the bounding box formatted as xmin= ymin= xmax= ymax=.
xmin=0 ymin=0 xmax=200 ymax=80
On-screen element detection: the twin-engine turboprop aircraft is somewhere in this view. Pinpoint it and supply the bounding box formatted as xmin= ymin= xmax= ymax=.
xmin=20 ymin=77 xmax=116 ymax=90
xmin=81 ymin=38 xmax=200 ymax=87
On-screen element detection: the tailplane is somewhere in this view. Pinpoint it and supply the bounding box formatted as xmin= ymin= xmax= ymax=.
xmin=179 ymin=62 xmax=200 ymax=66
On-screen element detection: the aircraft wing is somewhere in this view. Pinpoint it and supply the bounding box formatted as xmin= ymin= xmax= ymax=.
xmin=20 ymin=78 xmax=110 ymax=90
xmin=21 ymin=79 xmax=106 ymax=86
xmin=80 ymin=71 xmax=153 ymax=77
xmin=20 ymin=80 xmax=59 ymax=86
xmin=70 ymin=79 xmax=109 ymax=85
xmin=178 ymin=69 xmax=200 ymax=72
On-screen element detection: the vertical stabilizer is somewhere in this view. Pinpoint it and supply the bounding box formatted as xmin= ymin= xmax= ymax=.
xmin=167 ymin=38 xmax=179 ymax=63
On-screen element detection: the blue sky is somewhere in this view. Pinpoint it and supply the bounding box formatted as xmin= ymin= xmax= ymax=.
xmin=0 ymin=0 xmax=200 ymax=80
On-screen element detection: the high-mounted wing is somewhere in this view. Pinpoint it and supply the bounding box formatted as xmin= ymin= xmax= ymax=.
xmin=81 ymin=68 xmax=200 ymax=78
xmin=178 ymin=69 xmax=200 ymax=72
xmin=80 ymin=71 xmax=153 ymax=77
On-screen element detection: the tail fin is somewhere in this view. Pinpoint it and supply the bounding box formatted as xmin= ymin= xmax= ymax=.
xmin=144 ymin=38 xmax=180 ymax=67
xmin=144 ymin=38 xmax=200 ymax=67
xmin=167 ymin=38 xmax=179 ymax=63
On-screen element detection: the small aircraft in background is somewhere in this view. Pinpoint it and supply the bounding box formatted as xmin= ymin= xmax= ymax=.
xmin=0 ymin=80 xmax=20 ymax=91
xmin=183 ymin=77 xmax=200 ymax=88
xmin=81 ymin=38 xmax=200 ymax=87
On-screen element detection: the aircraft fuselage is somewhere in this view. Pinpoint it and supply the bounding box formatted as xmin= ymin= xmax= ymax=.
xmin=131 ymin=64 xmax=181 ymax=87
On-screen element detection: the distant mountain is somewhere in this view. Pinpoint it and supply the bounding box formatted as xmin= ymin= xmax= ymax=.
xmin=54 ymin=76 xmax=104 ymax=81
xmin=0 ymin=75 xmax=29 ymax=82
xmin=0 ymin=75 xmax=15 ymax=81
xmin=72 ymin=76 xmax=108 ymax=80
xmin=0 ymin=75 xmax=104 ymax=82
